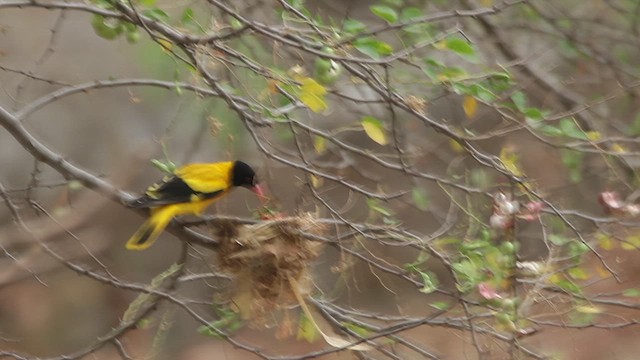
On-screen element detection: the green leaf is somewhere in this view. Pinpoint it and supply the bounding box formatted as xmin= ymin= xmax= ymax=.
xmin=561 ymin=150 xmax=583 ymax=171
xmin=382 ymin=0 xmax=404 ymax=6
xmin=452 ymin=259 xmax=481 ymax=292
xmin=460 ymin=239 xmax=491 ymax=252
xmin=559 ymin=118 xmax=588 ymax=140
xmin=524 ymin=107 xmax=543 ymax=120
xmin=122 ymin=21 xmax=136 ymax=33
xmin=422 ymin=58 xmax=445 ymax=80
xmin=525 ymin=117 xmax=542 ymax=130
xmin=297 ymin=312 xmax=320 ymax=343
xmin=151 ymin=158 xmax=176 ymax=174
xmin=568 ymin=241 xmax=589 ymax=258
xmin=285 ymin=0 xmax=306 ymax=10
xmin=549 ymin=234 xmax=569 ymax=246
xmin=623 ymin=288 xmax=640 ymax=297
xmin=91 ymin=15 xmax=123 ymax=40
xmin=443 ymin=37 xmax=478 ymax=62
xmin=404 ymin=252 xmax=429 ymax=270
xmin=438 ymin=66 xmax=467 ymax=81
xmin=370 ymin=5 xmax=398 ymax=23
xmin=149 ymin=309 xmax=175 ymax=358
xmin=361 ymin=116 xmax=388 ymax=145
xmin=354 ymin=37 xmax=393 ymax=59
xmin=510 ymin=91 xmax=527 ymax=112
xmin=143 ymin=8 xmax=170 ymax=22
xmin=468 ymin=84 xmax=497 ymax=102
xmin=342 ymin=322 xmax=372 ymax=337
xmin=139 ymin=0 xmax=157 ymax=5
xmin=430 ymin=301 xmax=451 ymax=310
xmin=569 ymin=168 xmax=582 ymax=183
xmin=541 ymin=125 xmax=564 ymax=137
xmin=469 ymin=169 xmax=491 ymax=190
xmin=555 ymin=278 xmax=582 ymax=295
xmin=411 ymin=187 xmax=429 ymax=211
xmin=181 ymin=7 xmax=195 ymax=25
xmin=559 ymin=117 xmax=577 ymax=135
xmin=230 ymin=18 xmax=243 ymax=30
xmin=400 ymin=7 xmax=422 ymax=20
xmin=126 ymin=28 xmax=141 ymax=43
xmin=367 ymin=198 xmax=393 ymax=216
xmin=627 ymin=113 xmax=640 ymax=136
xmin=490 ymin=71 xmax=511 ymax=81
xmin=198 ymin=307 xmax=243 ymax=339
xmin=172 ymin=81 xmax=183 ymax=96
xmin=198 ymin=325 xmax=223 ymax=338
xmin=343 ymin=18 xmax=366 ymax=34
xmin=418 ymin=271 xmax=438 ymax=294
xmin=569 ymin=310 xmax=596 ymax=326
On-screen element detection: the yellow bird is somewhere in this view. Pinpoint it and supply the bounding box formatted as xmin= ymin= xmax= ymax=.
xmin=126 ymin=160 xmax=264 ymax=250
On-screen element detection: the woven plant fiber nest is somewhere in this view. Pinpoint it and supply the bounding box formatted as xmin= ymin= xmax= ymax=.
xmin=215 ymin=214 xmax=324 ymax=318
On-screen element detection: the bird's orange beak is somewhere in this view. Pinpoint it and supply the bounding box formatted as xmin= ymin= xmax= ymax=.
xmin=251 ymin=184 xmax=267 ymax=202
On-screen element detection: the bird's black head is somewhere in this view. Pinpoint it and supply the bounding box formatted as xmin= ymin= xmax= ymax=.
xmin=231 ymin=160 xmax=258 ymax=188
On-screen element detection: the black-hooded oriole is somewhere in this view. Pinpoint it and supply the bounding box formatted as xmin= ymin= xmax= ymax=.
xmin=126 ymin=160 xmax=264 ymax=250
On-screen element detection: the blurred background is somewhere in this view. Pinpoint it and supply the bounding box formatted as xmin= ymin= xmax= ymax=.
xmin=1 ymin=0 xmax=640 ymax=359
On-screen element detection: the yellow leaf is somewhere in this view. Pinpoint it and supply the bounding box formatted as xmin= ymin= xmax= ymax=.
xmin=586 ymin=131 xmax=601 ymax=141
xmin=611 ymin=143 xmax=626 ymax=153
xmin=480 ymin=0 xmax=493 ymax=6
xmin=622 ymin=235 xmax=640 ymax=250
xmin=450 ymin=139 xmax=464 ymax=154
xmin=361 ymin=116 xmax=388 ymax=145
xmin=576 ymin=305 xmax=602 ymax=314
xmin=547 ymin=273 xmax=563 ymax=285
xmin=299 ymin=77 xmax=327 ymax=113
xmin=596 ymin=264 xmax=611 ymax=279
xmin=621 ymin=243 xmax=634 ymax=250
xmin=314 ymin=136 xmax=327 ymax=154
xmin=158 ymin=39 xmax=173 ymax=53
xmin=596 ymin=232 xmax=615 ymax=250
xmin=463 ymin=96 xmax=478 ymax=118
xmin=310 ymin=175 xmax=323 ymax=188
xmin=499 ymin=145 xmax=524 ymax=177
xmin=568 ymin=267 xmax=589 ymax=280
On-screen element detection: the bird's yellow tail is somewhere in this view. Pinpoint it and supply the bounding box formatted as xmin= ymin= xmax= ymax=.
xmin=126 ymin=207 xmax=176 ymax=250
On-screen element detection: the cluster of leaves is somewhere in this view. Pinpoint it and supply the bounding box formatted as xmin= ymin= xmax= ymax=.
xmin=449 ymin=234 xmax=517 ymax=294
xmin=197 ymin=306 xmax=243 ymax=338
xmin=90 ymin=0 xmax=198 ymax=42
xmin=91 ymin=15 xmax=140 ymax=42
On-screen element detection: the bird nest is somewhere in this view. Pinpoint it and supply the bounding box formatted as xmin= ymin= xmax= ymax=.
xmin=215 ymin=214 xmax=324 ymax=318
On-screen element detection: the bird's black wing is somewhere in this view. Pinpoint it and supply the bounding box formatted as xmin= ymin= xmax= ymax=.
xmin=127 ymin=175 xmax=223 ymax=208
